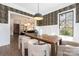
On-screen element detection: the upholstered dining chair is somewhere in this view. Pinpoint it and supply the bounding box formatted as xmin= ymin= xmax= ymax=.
xmin=28 ymin=40 xmax=51 ymax=56
xmin=18 ymin=35 xmax=30 ymax=49
xmin=22 ymin=36 xmax=31 ymax=56
xmin=57 ymin=41 xmax=79 ymax=56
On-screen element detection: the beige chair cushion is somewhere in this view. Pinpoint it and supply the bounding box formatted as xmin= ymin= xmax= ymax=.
xmin=28 ymin=40 xmax=50 ymax=56
xmin=58 ymin=44 xmax=79 ymax=56
xmin=62 ymin=41 xmax=79 ymax=47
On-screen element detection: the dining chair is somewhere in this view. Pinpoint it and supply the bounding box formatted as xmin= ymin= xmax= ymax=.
xmin=28 ymin=40 xmax=51 ymax=56
xmin=57 ymin=41 xmax=79 ymax=56
xmin=21 ymin=36 xmax=31 ymax=56
xmin=18 ymin=35 xmax=30 ymax=49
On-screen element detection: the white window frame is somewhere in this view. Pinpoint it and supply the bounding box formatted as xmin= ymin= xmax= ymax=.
xmin=58 ymin=8 xmax=76 ymax=41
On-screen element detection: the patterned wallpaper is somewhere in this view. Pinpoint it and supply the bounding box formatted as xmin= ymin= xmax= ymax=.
xmin=37 ymin=3 xmax=76 ymax=26
xmin=0 ymin=4 xmax=33 ymax=24
xmin=76 ymin=3 xmax=79 ymax=23
xmin=0 ymin=4 xmax=8 ymax=23
xmin=0 ymin=3 xmax=78 ymax=24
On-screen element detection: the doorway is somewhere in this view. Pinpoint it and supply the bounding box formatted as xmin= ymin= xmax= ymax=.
xmin=9 ymin=11 xmax=35 ymax=36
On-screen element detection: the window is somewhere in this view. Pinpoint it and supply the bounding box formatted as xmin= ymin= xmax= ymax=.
xmin=59 ymin=10 xmax=74 ymax=36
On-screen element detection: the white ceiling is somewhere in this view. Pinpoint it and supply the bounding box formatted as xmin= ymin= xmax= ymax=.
xmin=2 ymin=3 xmax=73 ymax=15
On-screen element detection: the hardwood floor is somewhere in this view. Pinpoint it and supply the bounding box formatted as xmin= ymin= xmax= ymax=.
xmin=0 ymin=35 xmax=21 ymax=56
xmin=0 ymin=34 xmax=78 ymax=56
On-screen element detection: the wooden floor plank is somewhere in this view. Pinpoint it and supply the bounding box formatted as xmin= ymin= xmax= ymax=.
xmin=0 ymin=35 xmax=21 ymax=56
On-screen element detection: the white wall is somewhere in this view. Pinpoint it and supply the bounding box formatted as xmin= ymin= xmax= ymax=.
xmin=0 ymin=21 xmax=10 ymax=46
xmin=36 ymin=25 xmax=59 ymax=35
xmin=74 ymin=23 xmax=79 ymax=41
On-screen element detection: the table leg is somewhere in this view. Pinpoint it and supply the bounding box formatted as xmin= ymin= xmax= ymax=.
xmin=51 ymin=43 xmax=58 ymax=56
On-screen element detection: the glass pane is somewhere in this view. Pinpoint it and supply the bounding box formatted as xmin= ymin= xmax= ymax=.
xmin=66 ymin=11 xmax=73 ymax=27
xmin=65 ymin=27 xmax=73 ymax=36
xmin=66 ymin=21 xmax=73 ymax=27
xmin=59 ymin=13 xmax=65 ymax=27
xmin=59 ymin=11 xmax=74 ymax=36
xmin=59 ymin=27 xmax=66 ymax=35
xmin=59 ymin=13 xmax=65 ymax=35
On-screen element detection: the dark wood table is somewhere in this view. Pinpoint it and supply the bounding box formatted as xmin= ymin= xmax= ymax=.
xmin=25 ymin=33 xmax=59 ymax=56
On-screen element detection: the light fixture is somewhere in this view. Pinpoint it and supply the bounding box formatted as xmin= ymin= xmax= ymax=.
xmin=24 ymin=24 xmax=27 ymax=26
xmin=34 ymin=3 xmax=43 ymax=20
xmin=24 ymin=23 xmax=30 ymax=26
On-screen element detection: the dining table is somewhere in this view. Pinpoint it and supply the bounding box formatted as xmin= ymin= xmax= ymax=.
xmin=24 ymin=33 xmax=59 ymax=56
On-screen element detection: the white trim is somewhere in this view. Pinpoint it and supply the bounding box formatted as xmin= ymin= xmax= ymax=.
xmin=73 ymin=8 xmax=76 ymax=39
xmin=8 ymin=11 xmax=11 ymax=25
xmin=0 ymin=43 xmax=10 ymax=47
xmin=58 ymin=8 xmax=76 ymax=38
xmin=8 ymin=11 xmax=12 ymax=35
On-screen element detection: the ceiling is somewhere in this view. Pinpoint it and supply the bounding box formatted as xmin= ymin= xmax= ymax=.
xmin=2 ymin=3 xmax=73 ymax=15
